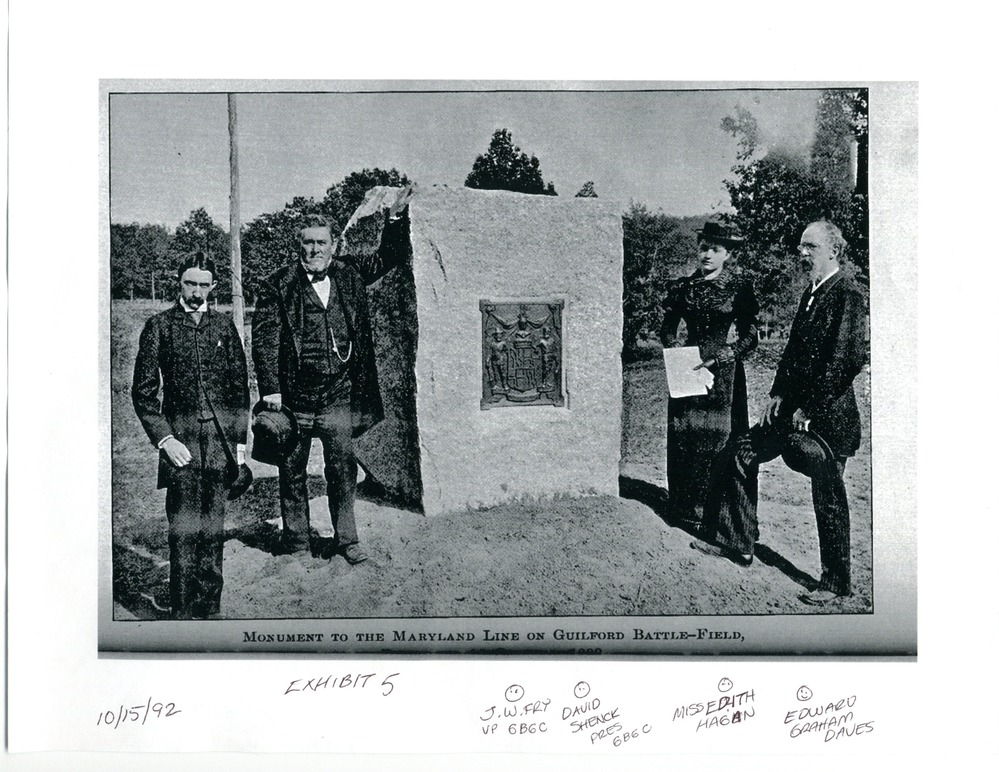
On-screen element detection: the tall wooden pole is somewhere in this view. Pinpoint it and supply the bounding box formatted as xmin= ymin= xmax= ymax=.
xmin=228 ymin=94 xmax=245 ymax=341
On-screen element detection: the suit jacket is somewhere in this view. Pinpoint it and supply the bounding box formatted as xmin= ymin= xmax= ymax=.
xmin=770 ymin=271 xmax=868 ymax=457
xmin=251 ymin=213 xmax=410 ymax=437
xmin=132 ymin=304 xmax=250 ymax=488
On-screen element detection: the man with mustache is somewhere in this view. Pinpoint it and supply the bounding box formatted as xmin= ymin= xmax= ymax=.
xmin=690 ymin=220 xmax=868 ymax=606
xmin=132 ymin=252 xmax=251 ymax=619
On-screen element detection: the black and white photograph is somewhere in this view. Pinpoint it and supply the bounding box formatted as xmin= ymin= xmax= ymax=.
xmin=99 ymin=82 xmax=911 ymax=655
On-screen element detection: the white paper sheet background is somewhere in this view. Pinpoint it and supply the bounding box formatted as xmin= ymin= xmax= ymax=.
xmin=7 ymin=6 xmax=996 ymax=763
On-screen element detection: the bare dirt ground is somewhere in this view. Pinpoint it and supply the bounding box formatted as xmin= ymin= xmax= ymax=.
xmin=111 ymin=301 xmax=872 ymax=621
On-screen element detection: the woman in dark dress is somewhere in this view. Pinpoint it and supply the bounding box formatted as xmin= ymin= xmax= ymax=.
xmin=660 ymin=222 xmax=759 ymax=527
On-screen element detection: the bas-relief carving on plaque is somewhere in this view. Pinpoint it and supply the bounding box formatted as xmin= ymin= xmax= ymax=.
xmin=480 ymin=300 xmax=565 ymax=409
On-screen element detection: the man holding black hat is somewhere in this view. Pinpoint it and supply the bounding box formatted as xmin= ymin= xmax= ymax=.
xmin=132 ymin=252 xmax=252 ymax=619
xmin=690 ymin=220 xmax=867 ymax=606
xmin=251 ymin=200 xmax=410 ymax=563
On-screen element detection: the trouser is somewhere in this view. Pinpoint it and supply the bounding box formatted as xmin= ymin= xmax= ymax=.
xmin=278 ymin=401 xmax=357 ymax=549
xmin=164 ymin=421 xmax=227 ymax=619
xmin=702 ymin=423 xmax=852 ymax=595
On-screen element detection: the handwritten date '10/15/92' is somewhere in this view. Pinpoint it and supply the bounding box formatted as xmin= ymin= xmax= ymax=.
xmin=98 ymin=698 xmax=180 ymax=729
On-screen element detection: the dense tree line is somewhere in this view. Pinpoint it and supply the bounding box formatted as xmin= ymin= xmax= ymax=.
xmin=110 ymin=169 xmax=411 ymax=304
xmin=111 ymin=94 xmax=869 ymax=355
xmin=110 ymin=221 xmax=171 ymax=300
xmin=111 ymin=208 xmax=228 ymax=301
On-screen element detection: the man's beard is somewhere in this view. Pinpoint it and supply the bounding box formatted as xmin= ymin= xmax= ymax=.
xmin=302 ymin=256 xmax=331 ymax=276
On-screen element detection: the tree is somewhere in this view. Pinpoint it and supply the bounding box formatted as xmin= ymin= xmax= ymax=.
xmin=136 ymin=223 xmax=172 ymax=299
xmin=812 ymin=88 xmax=869 ymax=276
xmin=110 ymin=222 xmax=171 ymax=299
xmin=171 ymin=208 xmax=231 ymax=301
xmin=465 ymin=129 xmax=557 ymax=195
xmin=110 ymin=223 xmax=141 ymax=299
xmin=722 ymin=149 xmax=832 ymax=325
xmin=575 ymin=181 xmax=598 ymax=198
xmin=720 ymin=105 xmax=760 ymax=162
xmin=811 ymin=91 xmax=855 ymax=202
xmin=621 ymin=202 xmax=699 ymax=357
xmin=720 ymin=89 xmax=870 ymax=327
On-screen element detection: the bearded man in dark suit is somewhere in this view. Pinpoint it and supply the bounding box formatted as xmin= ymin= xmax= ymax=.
xmin=690 ymin=220 xmax=868 ymax=606
xmin=132 ymin=252 xmax=251 ymax=619
xmin=251 ymin=206 xmax=409 ymax=564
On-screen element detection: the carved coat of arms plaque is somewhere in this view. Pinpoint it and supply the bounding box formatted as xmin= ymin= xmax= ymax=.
xmin=480 ymin=300 xmax=564 ymax=408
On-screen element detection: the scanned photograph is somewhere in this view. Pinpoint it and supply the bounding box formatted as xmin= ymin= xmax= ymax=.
xmin=102 ymin=84 xmax=899 ymax=654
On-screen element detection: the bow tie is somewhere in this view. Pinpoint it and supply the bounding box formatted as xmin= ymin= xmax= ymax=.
xmin=309 ymin=271 xmax=328 ymax=283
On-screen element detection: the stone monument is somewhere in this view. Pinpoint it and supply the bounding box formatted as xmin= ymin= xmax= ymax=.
xmin=348 ymin=186 xmax=623 ymax=516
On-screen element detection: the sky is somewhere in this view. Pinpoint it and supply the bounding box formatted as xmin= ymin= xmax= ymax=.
xmin=109 ymin=87 xmax=823 ymax=228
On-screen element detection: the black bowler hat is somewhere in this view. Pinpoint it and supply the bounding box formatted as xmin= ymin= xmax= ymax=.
xmin=227 ymin=463 xmax=254 ymax=500
xmin=696 ymin=221 xmax=744 ymax=248
xmin=250 ymin=401 xmax=299 ymax=466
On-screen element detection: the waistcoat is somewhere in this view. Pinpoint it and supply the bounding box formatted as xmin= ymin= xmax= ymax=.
xmin=293 ymin=281 xmax=352 ymax=408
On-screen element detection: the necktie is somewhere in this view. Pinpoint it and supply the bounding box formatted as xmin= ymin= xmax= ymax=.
xmin=805 ymin=284 xmax=819 ymax=312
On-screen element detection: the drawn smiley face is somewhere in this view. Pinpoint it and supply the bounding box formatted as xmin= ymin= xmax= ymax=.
xmin=718 ymin=677 xmax=734 ymax=693
xmin=505 ymin=684 xmax=525 ymax=702
xmin=797 ymin=685 xmax=813 ymax=702
xmin=573 ymin=681 xmax=591 ymax=699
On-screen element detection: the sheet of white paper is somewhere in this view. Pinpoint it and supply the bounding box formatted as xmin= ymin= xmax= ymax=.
xmin=663 ymin=346 xmax=714 ymax=398
xmin=340 ymin=185 xmax=414 ymax=233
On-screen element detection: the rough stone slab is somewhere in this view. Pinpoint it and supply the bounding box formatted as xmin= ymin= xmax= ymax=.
xmin=408 ymin=187 xmax=623 ymax=515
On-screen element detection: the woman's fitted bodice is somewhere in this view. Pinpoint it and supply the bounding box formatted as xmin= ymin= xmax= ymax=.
xmin=660 ymin=268 xmax=759 ymax=361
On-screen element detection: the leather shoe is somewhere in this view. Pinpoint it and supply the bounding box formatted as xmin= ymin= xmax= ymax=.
xmin=341 ymin=544 xmax=369 ymax=565
xmin=798 ymin=588 xmax=847 ymax=606
xmin=690 ymin=540 xmax=753 ymax=567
